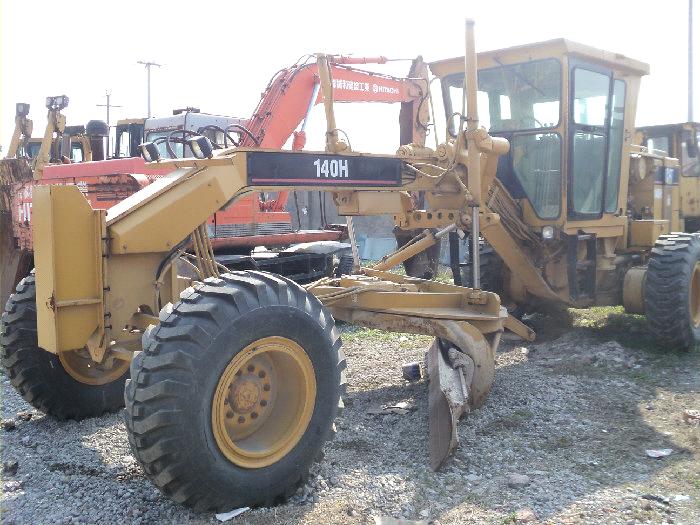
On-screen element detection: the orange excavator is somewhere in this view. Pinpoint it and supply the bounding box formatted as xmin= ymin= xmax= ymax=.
xmin=209 ymin=54 xmax=429 ymax=239
xmin=0 ymin=54 xmax=430 ymax=305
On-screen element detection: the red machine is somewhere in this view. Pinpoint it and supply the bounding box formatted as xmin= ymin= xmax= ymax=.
xmin=203 ymin=54 xmax=429 ymax=241
xmin=1 ymin=55 xmax=429 ymax=303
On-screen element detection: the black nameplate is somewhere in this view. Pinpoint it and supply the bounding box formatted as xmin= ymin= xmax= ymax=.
xmin=247 ymin=151 xmax=403 ymax=187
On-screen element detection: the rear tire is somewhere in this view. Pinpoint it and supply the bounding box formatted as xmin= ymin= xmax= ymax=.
xmin=645 ymin=233 xmax=700 ymax=350
xmin=336 ymin=253 xmax=355 ymax=277
xmin=461 ymin=244 xmax=504 ymax=296
xmin=1 ymin=272 xmax=129 ymax=419
xmin=394 ymin=228 xmax=440 ymax=279
xmin=124 ymin=271 xmax=346 ymax=511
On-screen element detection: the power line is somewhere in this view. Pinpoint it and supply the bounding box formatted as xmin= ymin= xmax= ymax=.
xmin=137 ymin=61 xmax=162 ymax=118
xmin=97 ymin=90 xmax=123 ymax=157
xmin=690 ymin=0 xmax=694 ymax=122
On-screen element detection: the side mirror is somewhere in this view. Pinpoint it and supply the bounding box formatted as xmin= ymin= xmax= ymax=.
xmin=139 ymin=142 xmax=161 ymax=162
xmin=188 ymin=136 xmax=214 ymax=159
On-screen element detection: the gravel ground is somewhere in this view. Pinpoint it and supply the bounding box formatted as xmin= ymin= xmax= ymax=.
xmin=1 ymin=307 xmax=699 ymax=525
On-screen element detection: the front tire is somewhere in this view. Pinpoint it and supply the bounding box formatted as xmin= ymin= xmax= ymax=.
xmin=645 ymin=233 xmax=700 ymax=350
xmin=1 ymin=272 xmax=129 ymax=420
xmin=124 ymin=271 xmax=346 ymax=511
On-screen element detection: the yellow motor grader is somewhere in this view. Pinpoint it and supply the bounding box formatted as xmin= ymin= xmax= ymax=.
xmin=637 ymin=122 xmax=699 ymax=230
xmin=441 ymin=38 xmax=700 ymax=350
xmin=0 ymin=21 xmax=695 ymax=512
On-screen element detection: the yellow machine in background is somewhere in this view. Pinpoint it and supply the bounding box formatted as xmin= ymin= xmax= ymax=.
xmin=5 ymin=103 xmax=33 ymax=158
xmin=2 ymin=21 xmax=700 ymax=512
xmin=638 ymin=122 xmax=700 ymax=229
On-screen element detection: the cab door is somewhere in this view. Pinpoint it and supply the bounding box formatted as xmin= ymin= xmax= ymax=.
xmin=567 ymin=63 xmax=626 ymax=219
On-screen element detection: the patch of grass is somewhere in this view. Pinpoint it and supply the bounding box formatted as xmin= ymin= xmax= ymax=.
xmin=570 ymin=305 xmax=625 ymax=328
xmin=569 ymin=306 xmax=657 ymax=351
xmin=690 ymin=474 xmax=700 ymax=490
xmin=544 ymin=360 xmax=608 ymax=380
xmin=501 ymin=512 xmax=517 ymax=524
xmin=624 ymin=368 xmax=655 ymax=384
xmin=568 ymin=307 xmax=700 ymax=367
xmin=479 ymin=409 xmax=533 ymax=434
xmin=340 ymin=326 xmax=432 ymax=347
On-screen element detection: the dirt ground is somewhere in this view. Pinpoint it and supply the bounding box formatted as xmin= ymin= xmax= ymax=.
xmin=1 ymin=306 xmax=699 ymax=525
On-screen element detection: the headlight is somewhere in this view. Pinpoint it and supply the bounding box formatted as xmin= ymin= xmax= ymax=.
xmin=45 ymin=95 xmax=69 ymax=110
xmin=542 ymin=226 xmax=555 ymax=240
xmin=54 ymin=95 xmax=69 ymax=109
xmin=139 ymin=142 xmax=161 ymax=163
xmin=188 ymin=135 xmax=214 ymax=159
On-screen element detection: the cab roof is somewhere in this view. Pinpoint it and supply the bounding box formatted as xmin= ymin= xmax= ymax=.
xmin=429 ymin=38 xmax=650 ymax=78
xmin=116 ymin=118 xmax=147 ymax=126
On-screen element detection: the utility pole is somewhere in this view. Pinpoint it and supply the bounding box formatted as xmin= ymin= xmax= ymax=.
xmin=96 ymin=90 xmax=123 ymax=157
xmin=690 ymin=0 xmax=695 ymax=122
xmin=137 ymin=60 xmax=162 ymax=118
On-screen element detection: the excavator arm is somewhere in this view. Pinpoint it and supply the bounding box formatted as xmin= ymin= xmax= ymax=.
xmin=245 ymin=55 xmax=429 ymax=149
xmin=5 ymin=103 xmax=33 ymax=159
xmin=0 ymin=98 xmax=71 ymax=308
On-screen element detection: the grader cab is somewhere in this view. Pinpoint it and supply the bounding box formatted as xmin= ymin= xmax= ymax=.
xmin=431 ymin=39 xmax=700 ymax=349
xmin=2 ymin=22 xmax=698 ymax=512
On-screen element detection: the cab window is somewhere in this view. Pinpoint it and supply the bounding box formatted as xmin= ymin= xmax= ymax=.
xmin=442 ymin=58 xmax=561 ymax=135
xmin=71 ymin=142 xmax=84 ymax=163
xmin=681 ymin=131 xmax=700 ymax=177
xmin=146 ymin=131 xmax=190 ymax=159
xmin=512 ymin=133 xmax=561 ymax=218
xmin=117 ymin=129 xmax=131 ymax=158
xmin=605 ymin=80 xmax=626 ymax=212
xmin=570 ymin=68 xmax=609 ymax=215
xmin=647 ymin=136 xmax=670 ymax=155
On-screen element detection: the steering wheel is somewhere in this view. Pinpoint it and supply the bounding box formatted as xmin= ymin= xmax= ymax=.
xmin=196 ymin=125 xmax=241 ymax=149
xmin=226 ymin=124 xmax=260 ymax=147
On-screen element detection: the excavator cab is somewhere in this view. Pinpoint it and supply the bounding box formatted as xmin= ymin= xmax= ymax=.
xmin=113 ymin=118 xmax=146 ymax=158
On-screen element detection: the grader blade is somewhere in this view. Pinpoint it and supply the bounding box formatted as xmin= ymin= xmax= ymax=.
xmin=427 ymin=340 xmax=473 ymax=470
xmin=314 ymin=270 xmax=504 ymax=469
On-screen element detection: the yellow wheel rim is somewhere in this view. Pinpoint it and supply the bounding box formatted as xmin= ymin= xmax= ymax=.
xmin=59 ymin=350 xmax=130 ymax=386
xmin=212 ymin=336 xmax=316 ymax=469
xmin=691 ymin=262 xmax=700 ymax=328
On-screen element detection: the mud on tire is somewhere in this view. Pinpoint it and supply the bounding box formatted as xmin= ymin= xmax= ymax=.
xmin=124 ymin=271 xmax=346 ymax=511
xmin=0 ymin=272 xmax=128 ymax=420
xmin=645 ymin=233 xmax=700 ymax=350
